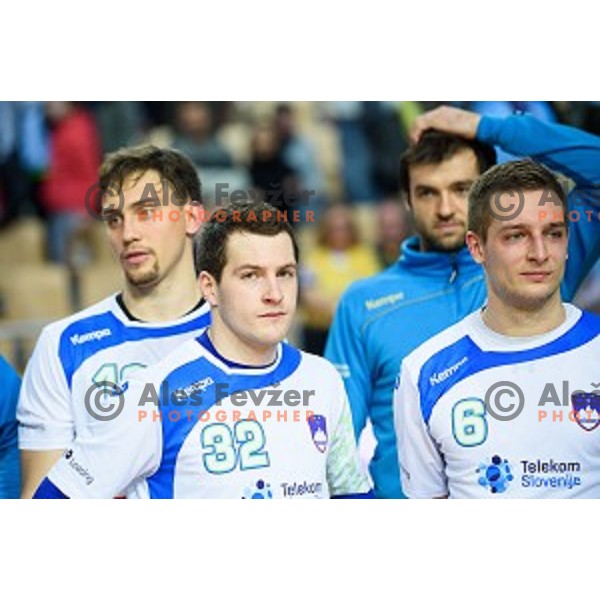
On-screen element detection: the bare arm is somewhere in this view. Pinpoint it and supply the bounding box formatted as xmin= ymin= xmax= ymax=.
xmin=17 ymin=327 xmax=74 ymax=498
xmin=21 ymin=449 xmax=64 ymax=498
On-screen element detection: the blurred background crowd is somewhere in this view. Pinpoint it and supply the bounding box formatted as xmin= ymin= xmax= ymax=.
xmin=1 ymin=101 xmax=600 ymax=371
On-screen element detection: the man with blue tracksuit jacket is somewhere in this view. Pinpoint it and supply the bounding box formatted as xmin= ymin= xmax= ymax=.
xmin=325 ymin=105 xmax=600 ymax=498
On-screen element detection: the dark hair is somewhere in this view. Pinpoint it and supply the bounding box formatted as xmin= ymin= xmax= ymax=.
xmin=98 ymin=144 xmax=202 ymax=206
xmin=399 ymin=131 xmax=497 ymax=199
xmin=195 ymin=200 xmax=299 ymax=282
xmin=468 ymin=158 xmax=568 ymax=240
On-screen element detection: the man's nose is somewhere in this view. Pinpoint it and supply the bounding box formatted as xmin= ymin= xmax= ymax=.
xmin=437 ymin=192 xmax=455 ymax=218
xmin=122 ymin=213 xmax=142 ymax=242
xmin=527 ymin=234 xmax=550 ymax=263
xmin=263 ymin=276 xmax=283 ymax=303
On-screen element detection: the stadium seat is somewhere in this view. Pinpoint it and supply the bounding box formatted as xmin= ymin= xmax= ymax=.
xmin=0 ymin=264 xmax=71 ymax=320
xmin=68 ymin=221 xmax=115 ymax=266
xmin=76 ymin=263 xmax=122 ymax=309
xmin=0 ymin=264 xmax=72 ymax=364
xmin=0 ymin=218 xmax=46 ymax=265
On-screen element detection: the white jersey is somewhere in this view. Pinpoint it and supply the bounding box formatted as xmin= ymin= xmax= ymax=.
xmin=18 ymin=294 xmax=211 ymax=451
xmin=395 ymin=304 xmax=600 ymax=499
xmin=45 ymin=331 xmax=370 ymax=499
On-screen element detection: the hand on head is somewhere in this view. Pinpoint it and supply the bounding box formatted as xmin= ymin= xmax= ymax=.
xmin=410 ymin=106 xmax=482 ymax=145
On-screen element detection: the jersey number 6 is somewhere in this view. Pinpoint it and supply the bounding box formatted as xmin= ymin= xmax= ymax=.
xmin=451 ymin=398 xmax=488 ymax=447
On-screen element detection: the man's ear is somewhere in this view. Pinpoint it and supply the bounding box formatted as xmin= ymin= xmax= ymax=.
xmin=185 ymin=202 xmax=206 ymax=236
xmin=466 ymin=230 xmax=485 ymax=265
xmin=199 ymin=270 xmax=218 ymax=307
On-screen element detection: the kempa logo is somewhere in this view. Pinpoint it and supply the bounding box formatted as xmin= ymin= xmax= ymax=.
xmin=365 ymin=292 xmax=404 ymax=311
xmin=70 ymin=328 xmax=112 ymax=345
xmin=179 ymin=376 xmax=215 ymax=398
xmin=429 ymin=357 xmax=469 ymax=386
xmin=333 ymin=363 xmax=350 ymax=379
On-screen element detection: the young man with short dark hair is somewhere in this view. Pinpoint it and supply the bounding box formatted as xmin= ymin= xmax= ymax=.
xmin=33 ymin=201 xmax=370 ymax=499
xmin=395 ymin=158 xmax=600 ymax=498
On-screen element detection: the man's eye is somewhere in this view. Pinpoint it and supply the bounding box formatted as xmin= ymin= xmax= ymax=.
xmin=241 ymin=272 xmax=258 ymax=280
xmin=138 ymin=207 xmax=154 ymax=220
xmin=506 ymin=233 xmax=525 ymax=241
xmin=107 ymin=214 xmax=122 ymax=226
xmin=279 ymin=270 xmax=296 ymax=278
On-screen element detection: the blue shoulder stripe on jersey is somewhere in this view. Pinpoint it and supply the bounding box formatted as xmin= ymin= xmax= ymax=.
xmin=146 ymin=341 xmax=302 ymax=499
xmin=33 ymin=478 xmax=69 ymax=499
xmin=59 ymin=309 xmax=211 ymax=389
xmin=419 ymin=311 xmax=600 ymax=425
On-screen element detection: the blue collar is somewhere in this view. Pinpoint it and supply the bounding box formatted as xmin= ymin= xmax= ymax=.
xmin=397 ymin=235 xmax=481 ymax=279
xmin=197 ymin=329 xmax=277 ymax=370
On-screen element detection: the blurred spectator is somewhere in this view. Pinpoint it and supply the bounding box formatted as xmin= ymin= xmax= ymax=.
xmin=171 ymin=102 xmax=233 ymax=168
xmin=329 ymin=102 xmax=378 ymax=202
xmin=0 ymin=101 xmax=25 ymax=225
xmin=141 ymin=102 xmax=170 ymax=128
xmin=92 ymin=101 xmax=145 ymax=154
xmin=249 ymin=124 xmax=299 ymax=222
xmin=274 ymin=104 xmax=326 ymax=215
xmin=0 ymin=102 xmax=46 ymax=226
xmin=0 ymin=356 xmax=20 ymax=498
xmin=19 ymin=101 xmax=48 ymax=177
xmin=328 ymin=102 xmax=412 ymax=202
xmin=300 ymin=204 xmax=380 ymax=355
xmin=375 ymin=199 xmax=411 ymax=268
xmin=40 ymin=102 xmax=101 ymax=263
xmin=363 ymin=101 xmax=408 ymax=197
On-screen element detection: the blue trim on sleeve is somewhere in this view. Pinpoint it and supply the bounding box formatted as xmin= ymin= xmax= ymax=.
xmin=33 ymin=478 xmax=69 ymax=499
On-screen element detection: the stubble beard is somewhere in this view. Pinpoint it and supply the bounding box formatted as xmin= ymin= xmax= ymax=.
xmin=420 ymin=228 xmax=466 ymax=253
xmin=124 ymin=257 xmax=161 ymax=288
